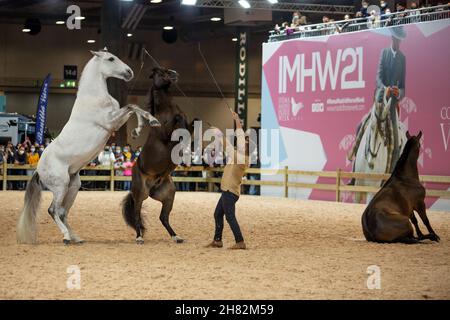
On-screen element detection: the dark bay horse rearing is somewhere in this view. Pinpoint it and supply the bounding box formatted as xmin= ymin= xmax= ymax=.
xmin=362 ymin=131 xmax=440 ymax=244
xmin=122 ymin=67 xmax=192 ymax=244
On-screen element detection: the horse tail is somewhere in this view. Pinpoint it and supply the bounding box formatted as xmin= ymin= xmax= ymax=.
xmin=122 ymin=192 xmax=145 ymax=234
xmin=17 ymin=172 xmax=42 ymax=244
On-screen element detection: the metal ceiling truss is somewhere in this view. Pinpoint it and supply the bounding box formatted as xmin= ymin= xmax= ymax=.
xmin=121 ymin=3 xmax=148 ymax=30
xmin=190 ymin=0 xmax=355 ymax=14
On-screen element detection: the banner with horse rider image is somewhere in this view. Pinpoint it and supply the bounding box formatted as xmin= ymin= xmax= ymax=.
xmin=261 ymin=19 xmax=450 ymax=210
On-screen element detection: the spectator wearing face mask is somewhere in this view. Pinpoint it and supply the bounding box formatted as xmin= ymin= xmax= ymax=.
xmin=132 ymin=146 xmax=142 ymax=161
xmin=114 ymin=146 xmax=123 ymax=158
xmin=27 ymin=146 xmax=40 ymax=166
xmin=26 ymin=145 xmax=40 ymax=178
xmin=98 ymin=145 xmax=116 ymax=190
xmin=38 ymin=145 xmax=45 ymax=156
xmin=291 ymin=10 xmax=301 ymax=27
xmin=3 ymin=142 xmax=14 ymax=189
xmin=360 ymin=0 xmax=370 ymax=17
xmin=98 ymin=145 xmax=116 ymax=166
xmin=409 ymin=2 xmax=421 ymax=23
xmin=123 ymin=146 xmax=132 ymax=161
xmin=122 ymin=154 xmax=134 ymax=191
xmin=380 ymin=0 xmax=389 ymax=15
xmin=114 ymin=154 xmax=125 ymax=190
xmin=14 ymin=146 xmax=27 ymax=190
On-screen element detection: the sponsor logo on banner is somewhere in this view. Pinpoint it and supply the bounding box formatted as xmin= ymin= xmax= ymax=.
xmin=235 ymin=30 xmax=248 ymax=129
xmin=262 ymin=19 xmax=450 ymax=209
xmin=35 ymin=73 xmax=51 ymax=145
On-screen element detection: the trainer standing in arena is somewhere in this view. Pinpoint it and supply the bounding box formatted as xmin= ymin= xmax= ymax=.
xmin=207 ymin=110 xmax=248 ymax=250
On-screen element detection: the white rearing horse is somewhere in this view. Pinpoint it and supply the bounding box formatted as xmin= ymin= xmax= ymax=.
xmin=17 ymin=48 xmax=160 ymax=244
xmin=354 ymin=91 xmax=407 ymax=203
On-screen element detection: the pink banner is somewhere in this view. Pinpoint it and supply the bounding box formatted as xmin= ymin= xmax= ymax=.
xmin=262 ymin=20 xmax=450 ymax=209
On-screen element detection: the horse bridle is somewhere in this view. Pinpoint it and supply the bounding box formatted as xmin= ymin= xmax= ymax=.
xmin=366 ymin=104 xmax=389 ymax=159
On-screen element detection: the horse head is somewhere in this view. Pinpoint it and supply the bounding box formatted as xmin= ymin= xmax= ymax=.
xmin=150 ymin=67 xmax=179 ymax=89
xmin=90 ymin=48 xmax=134 ymax=82
xmin=404 ymin=130 xmax=422 ymax=159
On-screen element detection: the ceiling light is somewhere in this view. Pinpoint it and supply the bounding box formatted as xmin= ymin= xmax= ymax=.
xmin=267 ymin=0 xmax=278 ymax=4
xmin=56 ymin=20 xmax=65 ymax=25
xmin=238 ymin=0 xmax=251 ymax=9
xmin=232 ymin=38 xmax=238 ymax=42
xmin=87 ymin=39 xmax=95 ymax=43
xmin=22 ymin=28 xmax=31 ymax=33
xmin=210 ymin=17 xmax=221 ymax=22
xmin=127 ymin=33 xmax=133 ymax=37
xmin=181 ymin=0 xmax=197 ymax=5
xmin=163 ymin=26 xmax=174 ymax=30
xmin=75 ymin=16 xmax=85 ymax=20
xmin=150 ymin=0 xmax=162 ymax=3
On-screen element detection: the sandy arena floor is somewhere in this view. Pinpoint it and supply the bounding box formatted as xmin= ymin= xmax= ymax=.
xmin=0 ymin=191 xmax=449 ymax=300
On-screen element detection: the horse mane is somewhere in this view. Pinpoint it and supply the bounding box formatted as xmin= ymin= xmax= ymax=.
xmin=77 ymin=57 xmax=97 ymax=95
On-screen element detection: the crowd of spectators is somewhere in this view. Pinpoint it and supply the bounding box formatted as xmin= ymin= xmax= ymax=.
xmin=0 ymin=138 xmax=261 ymax=195
xmin=272 ymin=1 xmax=449 ymax=38
xmin=0 ymin=139 xmax=141 ymax=191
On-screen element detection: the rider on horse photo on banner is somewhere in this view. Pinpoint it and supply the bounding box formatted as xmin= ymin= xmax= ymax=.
xmin=348 ymin=26 xmax=407 ymax=202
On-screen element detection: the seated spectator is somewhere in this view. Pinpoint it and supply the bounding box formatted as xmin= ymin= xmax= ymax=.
xmin=359 ymin=0 xmax=370 ymax=17
xmin=395 ymin=2 xmax=407 ymax=24
xmin=354 ymin=11 xmax=368 ymax=30
xmin=409 ymin=2 xmax=421 ymax=23
xmin=383 ymin=8 xmax=394 ymax=26
xmin=380 ymin=0 xmax=389 ymax=15
xmin=335 ymin=14 xmax=351 ymax=33
xmin=291 ymin=10 xmax=301 ymax=27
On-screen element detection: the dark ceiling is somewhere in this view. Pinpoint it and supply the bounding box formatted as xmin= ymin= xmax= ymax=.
xmin=0 ymin=0 xmax=359 ymax=36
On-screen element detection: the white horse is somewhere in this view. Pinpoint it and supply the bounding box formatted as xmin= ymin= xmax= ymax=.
xmin=17 ymin=48 xmax=160 ymax=244
xmin=354 ymin=93 xmax=407 ymax=203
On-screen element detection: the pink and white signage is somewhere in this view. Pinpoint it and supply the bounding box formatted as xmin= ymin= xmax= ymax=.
xmin=261 ymin=20 xmax=450 ymax=210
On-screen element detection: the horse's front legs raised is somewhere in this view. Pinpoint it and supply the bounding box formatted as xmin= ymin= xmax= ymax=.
xmin=110 ymin=107 xmax=134 ymax=132
xmin=415 ymin=201 xmax=440 ymax=242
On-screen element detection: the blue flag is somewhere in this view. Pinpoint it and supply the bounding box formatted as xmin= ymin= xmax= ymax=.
xmin=35 ymin=73 xmax=51 ymax=145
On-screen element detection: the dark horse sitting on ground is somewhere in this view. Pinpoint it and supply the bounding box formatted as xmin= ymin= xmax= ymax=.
xmin=122 ymin=67 xmax=193 ymax=244
xmin=362 ymin=131 xmax=440 ymax=244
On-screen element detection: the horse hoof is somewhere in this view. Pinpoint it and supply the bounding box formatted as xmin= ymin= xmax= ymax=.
xmin=431 ymin=234 xmax=440 ymax=242
xmin=136 ymin=237 xmax=144 ymax=245
xmin=63 ymin=239 xmax=71 ymax=245
xmin=149 ymin=120 xmax=161 ymax=127
xmin=172 ymin=235 xmax=184 ymax=243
